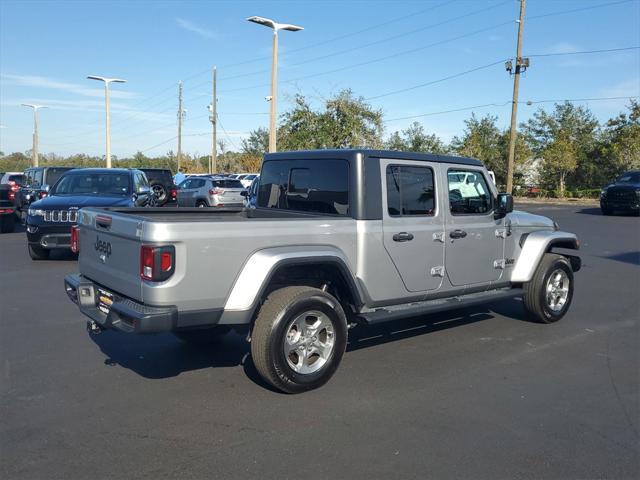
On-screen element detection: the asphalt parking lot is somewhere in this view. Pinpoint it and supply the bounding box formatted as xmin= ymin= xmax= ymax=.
xmin=1 ymin=204 xmax=638 ymax=480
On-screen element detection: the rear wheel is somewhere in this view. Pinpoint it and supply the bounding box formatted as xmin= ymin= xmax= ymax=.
xmin=523 ymin=253 xmax=574 ymax=323
xmin=251 ymin=286 xmax=348 ymax=394
xmin=174 ymin=326 xmax=231 ymax=344
xmin=28 ymin=244 xmax=50 ymax=260
xmin=196 ymin=200 xmax=207 ymax=208
xmin=600 ymin=204 xmax=613 ymax=215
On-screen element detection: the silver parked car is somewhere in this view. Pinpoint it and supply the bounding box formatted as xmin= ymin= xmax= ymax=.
xmin=177 ymin=176 xmax=246 ymax=207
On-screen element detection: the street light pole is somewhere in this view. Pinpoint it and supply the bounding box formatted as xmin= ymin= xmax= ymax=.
xmin=87 ymin=75 xmax=126 ymax=168
xmin=21 ymin=104 xmax=47 ymax=167
xmin=247 ymin=16 xmax=303 ymax=153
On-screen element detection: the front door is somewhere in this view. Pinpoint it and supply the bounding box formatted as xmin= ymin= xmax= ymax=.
xmin=381 ymin=160 xmax=445 ymax=293
xmin=445 ymin=168 xmax=504 ymax=286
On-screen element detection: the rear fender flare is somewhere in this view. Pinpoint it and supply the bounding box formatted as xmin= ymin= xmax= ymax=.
xmin=511 ymin=231 xmax=579 ymax=283
xmin=224 ymin=246 xmax=361 ymax=312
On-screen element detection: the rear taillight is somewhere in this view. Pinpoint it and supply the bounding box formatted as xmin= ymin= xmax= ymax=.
xmin=140 ymin=245 xmax=175 ymax=282
xmin=209 ymin=188 xmax=224 ymax=195
xmin=70 ymin=225 xmax=80 ymax=253
xmin=8 ymin=191 xmax=15 ymax=201
xmin=170 ymin=188 xmax=177 ymax=198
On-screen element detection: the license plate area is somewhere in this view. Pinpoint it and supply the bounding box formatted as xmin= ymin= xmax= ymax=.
xmin=97 ymin=288 xmax=114 ymax=315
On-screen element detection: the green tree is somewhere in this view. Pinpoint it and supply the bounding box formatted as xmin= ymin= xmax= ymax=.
xmin=599 ymin=100 xmax=640 ymax=177
xmin=522 ymin=102 xmax=599 ymax=188
xmin=541 ymin=130 xmax=578 ymax=196
xmin=385 ymin=122 xmax=447 ymax=154
xmin=241 ymin=128 xmax=269 ymax=156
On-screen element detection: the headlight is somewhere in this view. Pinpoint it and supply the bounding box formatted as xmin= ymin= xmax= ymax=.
xmin=28 ymin=208 xmax=45 ymax=217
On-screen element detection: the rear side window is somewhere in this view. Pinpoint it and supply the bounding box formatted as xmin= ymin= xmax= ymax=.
xmin=258 ymin=159 xmax=349 ymax=216
xmin=222 ymin=179 xmax=243 ymax=189
xmin=386 ymin=165 xmax=435 ymax=216
xmin=447 ymin=169 xmax=493 ymax=215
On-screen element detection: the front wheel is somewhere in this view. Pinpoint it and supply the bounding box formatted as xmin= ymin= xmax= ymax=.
xmin=600 ymin=204 xmax=613 ymax=215
xmin=251 ymin=286 xmax=348 ymax=393
xmin=523 ymin=253 xmax=574 ymax=323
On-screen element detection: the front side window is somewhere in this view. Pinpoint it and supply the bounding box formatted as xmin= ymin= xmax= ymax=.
xmin=257 ymin=159 xmax=349 ymax=216
xmin=33 ymin=169 xmax=44 ymax=186
xmin=386 ymin=165 xmax=435 ymax=216
xmin=447 ymin=169 xmax=492 ymax=215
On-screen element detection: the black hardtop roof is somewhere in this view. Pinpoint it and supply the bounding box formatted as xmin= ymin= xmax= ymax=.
xmin=66 ymin=168 xmax=139 ymax=174
xmin=25 ymin=166 xmax=74 ymax=171
xmin=264 ymin=149 xmax=483 ymax=166
xmin=139 ymin=168 xmax=172 ymax=172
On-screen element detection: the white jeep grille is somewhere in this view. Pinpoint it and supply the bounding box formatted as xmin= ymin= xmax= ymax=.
xmin=44 ymin=210 xmax=78 ymax=223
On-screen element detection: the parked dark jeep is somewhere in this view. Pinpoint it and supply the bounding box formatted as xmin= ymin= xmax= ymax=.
xmin=600 ymin=170 xmax=640 ymax=215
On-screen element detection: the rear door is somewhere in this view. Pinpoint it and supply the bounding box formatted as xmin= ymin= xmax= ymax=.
xmin=444 ymin=167 xmax=504 ymax=285
xmin=381 ymin=159 xmax=445 ymax=292
xmin=177 ymin=178 xmax=198 ymax=206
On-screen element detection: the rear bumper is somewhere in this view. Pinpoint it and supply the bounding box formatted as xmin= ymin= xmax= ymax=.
xmin=64 ymin=274 xmax=222 ymax=333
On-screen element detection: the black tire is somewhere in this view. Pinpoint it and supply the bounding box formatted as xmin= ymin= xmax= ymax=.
xmin=28 ymin=244 xmax=50 ymax=260
xmin=0 ymin=216 xmax=15 ymax=233
xmin=600 ymin=204 xmax=613 ymax=215
xmin=150 ymin=182 xmax=167 ymax=206
xmin=523 ymin=253 xmax=574 ymax=323
xmin=196 ymin=200 xmax=207 ymax=208
xmin=251 ymin=286 xmax=348 ymax=394
xmin=174 ymin=326 xmax=231 ymax=344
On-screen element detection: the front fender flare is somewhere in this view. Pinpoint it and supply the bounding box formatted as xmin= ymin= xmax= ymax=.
xmin=511 ymin=231 xmax=579 ymax=283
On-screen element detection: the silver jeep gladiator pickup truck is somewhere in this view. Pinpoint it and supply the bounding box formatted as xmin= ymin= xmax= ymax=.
xmin=65 ymin=149 xmax=580 ymax=393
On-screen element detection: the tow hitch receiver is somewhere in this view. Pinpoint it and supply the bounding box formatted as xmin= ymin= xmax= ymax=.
xmin=87 ymin=320 xmax=104 ymax=335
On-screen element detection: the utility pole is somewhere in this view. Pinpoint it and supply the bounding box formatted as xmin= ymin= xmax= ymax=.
xmin=21 ymin=104 xmax=47 ymax=167
xmin=177 ymin=81 xmax=184 ymax=172
xmin=505 ymin=0 xmax=528 ymax=194
xmin=209 ymin=67 xmax=217 ymax=174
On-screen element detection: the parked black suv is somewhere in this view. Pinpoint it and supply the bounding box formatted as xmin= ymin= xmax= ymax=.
xmin=600 ymin=170 xmax=640 ymax=215
xmin=139 ymin=168 xmax=177 ymax=206
xmin=15 ymin=166 xmax=75 ymax=222
xmin=26 ymin=168 xmax=153 ymax=259
xmin=0 ymin=184 xmax=16 ymax=233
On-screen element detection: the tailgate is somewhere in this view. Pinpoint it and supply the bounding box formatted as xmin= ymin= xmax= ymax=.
xmin=78 ymin=209 xmax=144 ymax=301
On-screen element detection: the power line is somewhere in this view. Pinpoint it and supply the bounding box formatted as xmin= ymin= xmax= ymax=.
xmin=527 ymin=46 xmax=639 ymax=58
xmin=383 ymin=96 xmax=639 ymax=123
xmin=216 ymin=116 xmax=240 ymax=151
xmin=527 ymin=0 xmax=635 ymax=21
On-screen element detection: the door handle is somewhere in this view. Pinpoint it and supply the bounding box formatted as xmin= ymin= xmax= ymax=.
xmin=393 ymin=232 xmax=414 ymax=242
xmin=449 ymin=229 xmax=467 ymax=239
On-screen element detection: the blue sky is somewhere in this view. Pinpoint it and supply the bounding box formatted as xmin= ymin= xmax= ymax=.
xmin=1 ymin=0 xmax=638 ymax=158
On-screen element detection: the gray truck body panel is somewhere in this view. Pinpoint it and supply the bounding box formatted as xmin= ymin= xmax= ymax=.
xmin=68 ymin=149 xmax=579 ymax=331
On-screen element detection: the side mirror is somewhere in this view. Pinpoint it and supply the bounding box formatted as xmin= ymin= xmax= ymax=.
xmin=240 ymin=190 xmax=248 ymax=197
xmin=495 ymin=193 xmax=514 ymax=218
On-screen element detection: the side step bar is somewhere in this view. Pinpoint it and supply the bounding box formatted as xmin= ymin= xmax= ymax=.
xmin=357 ymin=287 xmax=523 ymax=325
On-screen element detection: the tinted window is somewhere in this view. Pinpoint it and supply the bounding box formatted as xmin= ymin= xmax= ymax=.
xmin=258 ymin=159 xmax=349 ymax=216
xmin=617 ymin=172 xmax=640 ymax=183
xmin=142 ymin=169 xmax=172 ymax=184
xmin=52 ymin=173 xmax=132 ymax=196
xmin=33 ymin=169 xmax=44 ymax=186
xmin=222 ymin=179 xmax=243 ymax=189
xmin=447 ymin=169 xmax=492 ymax=215
xmin=386 ymin=165 xmax=435 ymax=216
xmin=9 ymin=174 xmax=25 ymax=185
xmin=45 ymin=168 xmax=72 ymax=187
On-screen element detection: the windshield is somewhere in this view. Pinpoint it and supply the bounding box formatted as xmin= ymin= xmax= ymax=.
xmin=52 ymin=173 xmax=131 ymax=196
xmin=616 ymin=172 xmax=640 ymax=183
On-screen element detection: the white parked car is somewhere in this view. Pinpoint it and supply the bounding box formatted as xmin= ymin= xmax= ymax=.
xmin=239 ymin=173 xmax=259 ymax=189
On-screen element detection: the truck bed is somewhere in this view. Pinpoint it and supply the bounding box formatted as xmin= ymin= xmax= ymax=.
xmin=95 ymin=206 xmax=338 ymax=223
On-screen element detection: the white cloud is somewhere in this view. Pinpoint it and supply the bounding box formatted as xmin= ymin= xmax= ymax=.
xmin=176 ymin=18 xmax=215 ymax=39
xmin=1 ymin=74 xmax=135 ymax=99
